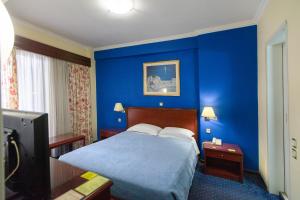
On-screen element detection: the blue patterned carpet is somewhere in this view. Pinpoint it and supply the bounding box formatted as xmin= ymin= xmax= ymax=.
xmin=188 ymin=165 xmax=279 ymax=200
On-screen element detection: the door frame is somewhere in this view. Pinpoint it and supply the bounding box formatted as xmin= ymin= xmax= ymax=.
xmin=266 ymin=21 xmax=290 ymax=197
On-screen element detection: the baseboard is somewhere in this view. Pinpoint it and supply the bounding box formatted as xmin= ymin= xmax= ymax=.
xmin=279 ymin=192 xmax=288 ymax=200
xmin=244 ymin=169 xmax=259 ymax=174
xmin=253 ymin=171 xmax=268 ymax=190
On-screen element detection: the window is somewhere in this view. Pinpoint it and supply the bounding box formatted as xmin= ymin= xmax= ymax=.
xmin=1 ymin=48 xmax=92 ymax=143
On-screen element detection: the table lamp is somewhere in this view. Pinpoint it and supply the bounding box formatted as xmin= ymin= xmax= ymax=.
xmin=114 ymin=103 xmax=125 ymax=113
xmin=201 ymin=106 xmax=217 ymax=121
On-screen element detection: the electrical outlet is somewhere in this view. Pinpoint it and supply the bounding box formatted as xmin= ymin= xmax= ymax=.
xmin=292 ymin=148 xmax=297 ymax=160
xmin=117 ymin=118 xmax=122 ymax=123
xmin=206 ymin=128 xmax=211 ymax=134
xmin=292 ymin=138 xmax=297 ymax=149
xmin=159 ymin=102 xmax=164 ymax=107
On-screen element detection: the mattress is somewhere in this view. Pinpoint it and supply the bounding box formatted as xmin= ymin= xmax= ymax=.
xmin=59 ymin=131 xmax=198 ymax=200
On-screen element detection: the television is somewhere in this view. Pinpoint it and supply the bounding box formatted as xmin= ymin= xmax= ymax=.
xmin=3 ymin=109 xmax=50 ymax=199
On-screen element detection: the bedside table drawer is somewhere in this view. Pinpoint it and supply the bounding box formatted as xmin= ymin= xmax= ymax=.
xmin=206 ymin=150 xmax=242 ymax=162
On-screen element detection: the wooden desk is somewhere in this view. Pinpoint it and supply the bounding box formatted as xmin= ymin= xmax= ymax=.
xmin=49 ymin=133 xmax=85 ymax=149
xmin=203 ymin=142 xmax=244 ymax=182
xmin=50 ymin=158 xmax=113 ymax=199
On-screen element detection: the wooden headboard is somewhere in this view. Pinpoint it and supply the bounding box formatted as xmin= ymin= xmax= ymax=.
xmin=126 ymin=107 xmax=198 ymax=142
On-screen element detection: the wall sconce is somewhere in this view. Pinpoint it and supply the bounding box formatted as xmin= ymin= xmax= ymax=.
xmin=114 ymin=102 xmax=125 ymax=113
xmin=201 ymin=106 xmax=217 ymax=121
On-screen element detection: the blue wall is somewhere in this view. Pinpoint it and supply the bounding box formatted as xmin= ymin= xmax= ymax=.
xmin=95 ymin=26 xmax=258 ymax=171
xmin=197 ymin=28 xmax=258 ymax=171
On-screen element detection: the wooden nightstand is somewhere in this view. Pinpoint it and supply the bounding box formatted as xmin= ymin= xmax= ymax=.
xmin=203 ymin=142 xmax=244 ymax=182
xmin=100 ymin=128 xmax=126 ymax=140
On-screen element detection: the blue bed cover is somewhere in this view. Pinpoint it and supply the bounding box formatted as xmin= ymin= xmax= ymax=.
xmin=59 ymin=131 xmax=198 ymax=200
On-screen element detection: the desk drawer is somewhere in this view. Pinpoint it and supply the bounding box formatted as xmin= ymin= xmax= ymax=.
xmin=205 ymin=150 xmax=242 ymax=162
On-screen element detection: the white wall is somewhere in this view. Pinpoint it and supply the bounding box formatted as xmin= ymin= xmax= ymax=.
xmin=12 ymin=18 xmax=92 ymax=58
xmin=258 ymin=0 xmax=300 ymax=199
xmin=11 ymin=18 xmax=98 ymax=141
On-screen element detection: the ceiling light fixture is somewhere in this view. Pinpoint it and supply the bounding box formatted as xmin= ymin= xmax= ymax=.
xmin=106 ymin=0 xmax=134 ymax=14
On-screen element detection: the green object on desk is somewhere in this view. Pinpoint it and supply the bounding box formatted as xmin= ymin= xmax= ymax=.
xmin=75 ymin=175 xmax=109 ymax=196
xmin=81 ymin=171 xmax=98 ymax=180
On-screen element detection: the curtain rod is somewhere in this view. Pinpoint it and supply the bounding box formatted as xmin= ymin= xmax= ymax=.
xmin=14 ymin=35 xmax=91 ymax=67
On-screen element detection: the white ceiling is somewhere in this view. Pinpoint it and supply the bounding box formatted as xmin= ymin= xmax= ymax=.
xmin=6 ymin=0 xmax=263 ymax=49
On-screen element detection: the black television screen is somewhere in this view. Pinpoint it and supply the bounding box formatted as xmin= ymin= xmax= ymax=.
xmin=3 ymin=109 xmax=50 ymax=199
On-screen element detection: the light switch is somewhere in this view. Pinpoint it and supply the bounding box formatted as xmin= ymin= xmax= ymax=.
xmin=291 ymin=138 xmax=297 ymax=149
xmin=292 ymin=148 xmax=297 ymax=160
xmin=206 ymin=128 xmax=211 ymax=134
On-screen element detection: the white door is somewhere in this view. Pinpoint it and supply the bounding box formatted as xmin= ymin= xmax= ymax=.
xmin=267 ymin=23 xmax=290 ymax=197
xmin=267 ymin=43 xmax=285 ymax=194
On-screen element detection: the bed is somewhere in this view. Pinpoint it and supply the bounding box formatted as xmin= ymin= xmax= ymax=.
xmin=59 ymin=107 xmax=199 ymax=200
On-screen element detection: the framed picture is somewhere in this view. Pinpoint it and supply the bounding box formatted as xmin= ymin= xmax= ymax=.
xmin=143 ymin=60 xmax=180 ymax=96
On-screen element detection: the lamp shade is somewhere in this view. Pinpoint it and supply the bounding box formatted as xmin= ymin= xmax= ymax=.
xmin=0 ymin=1 xmax=14 ymax=65
xmin=114 ymin=103 xmax=124 ymax=112
xmin=201 ymin=106 xmax=217 ymax=120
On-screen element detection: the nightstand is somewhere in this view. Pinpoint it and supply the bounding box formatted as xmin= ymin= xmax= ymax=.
xmin=203 ymin=142 xmax=244 ymax=182
xmin=100 ymin=128 xmax=126 ymax=140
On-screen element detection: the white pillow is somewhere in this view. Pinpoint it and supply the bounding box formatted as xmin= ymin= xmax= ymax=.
xmin=159 ymin=127 xmax=195 ymax=139
xmin=159 ymin=127 xmax=199 ymax=155
xmin=127 ymin=123 xmax=162 ymax=136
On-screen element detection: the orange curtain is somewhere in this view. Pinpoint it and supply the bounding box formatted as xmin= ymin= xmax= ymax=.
xmin=68 ymin=63 xmax=92 ymax=144
xmin=1 ymin=49 xmax=19 ymax=109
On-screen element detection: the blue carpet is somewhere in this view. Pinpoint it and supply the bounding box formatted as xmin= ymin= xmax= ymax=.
xmin=188 ymin=165 xmax=279 ymax=200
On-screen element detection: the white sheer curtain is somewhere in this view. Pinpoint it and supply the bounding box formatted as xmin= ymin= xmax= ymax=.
xmin=16 ymin=49 xmax=50 ymax=113
xmin=48 ymin=59 xmax=72 ymax=138
xmin=16 ymin=49 xmax=71 ymax=138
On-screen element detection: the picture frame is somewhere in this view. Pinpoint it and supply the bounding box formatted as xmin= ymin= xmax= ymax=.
xmin=143 ymin=60 xmax=180 ymax=96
